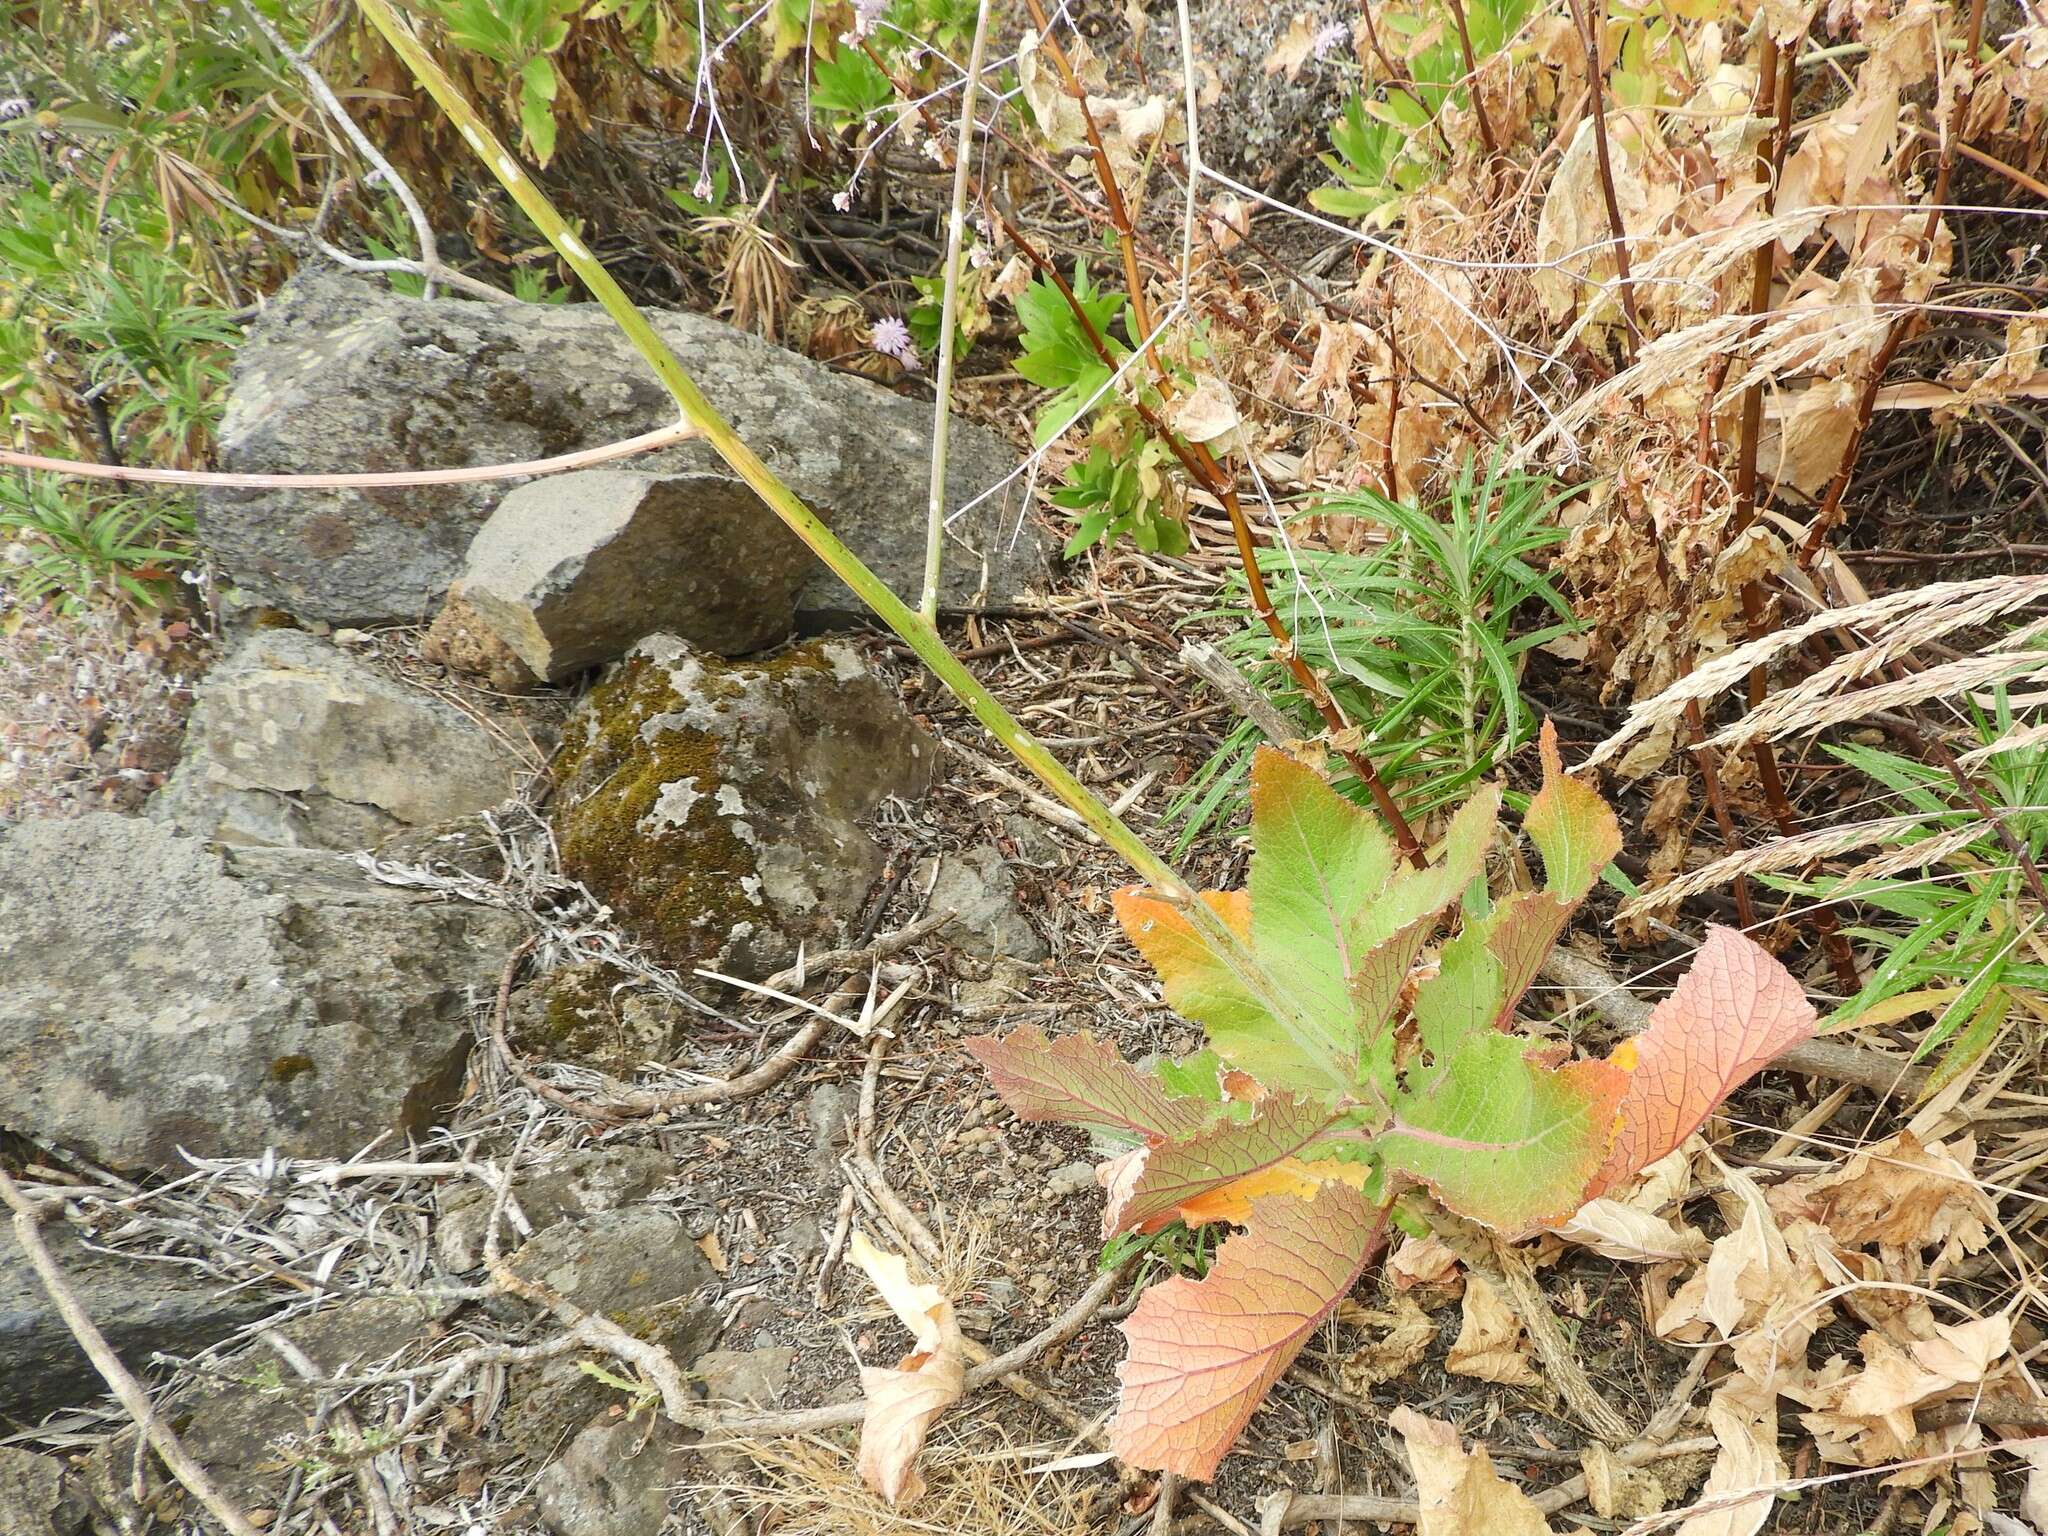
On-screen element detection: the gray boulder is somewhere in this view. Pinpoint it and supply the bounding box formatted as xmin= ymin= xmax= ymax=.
xmin=86 ymin=1298 xmax=431 ymax=1513
xmin=150 ymin=627 xmax=525 ymax=850
xmin=454 ymin=470 xmax=815 ymax=680
xmin=696 ymin=1346 xmax=796 ymax=1408
xmin=552 ymin=635 xmax=934 ymax=976
xmin=497 ymin=1207 xmax=717 ymax=1333
xmin=1 ymin=1220 xmax=278 ymax=1419
xmin=0 ymin=814 xmax=520 ymax=1172
xmin=201 ymin=272 xmax=1049 ymax=627
xmin=494 ymin=1208 xmax=719 ymax=1464
xmin=537 ymin=1415 xmax=693 ymax=1536
xmin=0 ymin=1448 xmax=92 ymax=1536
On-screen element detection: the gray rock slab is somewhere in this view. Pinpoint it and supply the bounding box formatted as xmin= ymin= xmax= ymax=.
xmin=201 ymin=271 xmax=1050 ymax=627
xmin=920 ymin=843 xmax=1046 ymax=960
xmin=0 ymin=1447 xmax=92 ymax=1536
xmin=434 ymin=1144 xmax=675 ymax=1274
xmin=455 ymin=469 xmax=815 ymax=679
xmin=0 ymin=1221 xmax=277 ymax=1420
xmin=0 ymin=814 xmax=519 ymax=1172
xmin=150 ymin=627 xmax=524 ymax=850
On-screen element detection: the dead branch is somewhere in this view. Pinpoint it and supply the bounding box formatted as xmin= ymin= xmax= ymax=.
xmin=0 ymin=1167 xmax=267 ymax=1536
xmin=489 ymin=909 xmax=956 ymax=1121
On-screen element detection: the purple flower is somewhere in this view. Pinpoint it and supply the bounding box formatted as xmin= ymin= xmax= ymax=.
xmin=871 ymin=315 xmax=918 ymax=366
xmin=850 ymin=0 xmax=888 ymax=38
xmin=1311 ymin=21 xmax=1350 ymax=59
xmin=0 ymin=98 xmax=28 ymax=122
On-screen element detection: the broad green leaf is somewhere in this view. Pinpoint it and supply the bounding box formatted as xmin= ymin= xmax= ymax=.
xmin=1112 ymin=1186 xmax=1388 ymax=1479
xmin=1470 ymin=888 xmax=1574 ymax=1028
xmin=1382 ymin=1033 xmax=1626 ymax=1235
xmin=1589 ymin=925 xmax=1816 ymax=1196
xmin=521 ymin=55 xmax=559 ymax=101
xmin=1524 ymin=719 xmax=1621 ymax=902
xmin=1114 ymin=886 xmax=1272 ymax=1047
xmin=1353 ymin=783 xmax=1499 ymax=950
xmin=1412 ymin=923 xmax=1503 ymax=1059
xmin=1349 ymin=913 xmax=1441 ymax=1101
xmin=1106 ymin=1095 xmax=1352 ymax=1236
xmin=1117 ymin=886 xmax=1354 ymax=1096
xmin=1247 ymin=748 xmax=1398 ymax=1071
xmin=1154 ymin=1048 xmax=1228 ymax=1103
xmin=964 ymin=1027 xmax=1219 ymax=1147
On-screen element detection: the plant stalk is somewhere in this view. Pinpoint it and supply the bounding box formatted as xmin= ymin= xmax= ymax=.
xmin=1567 ymin=0 xmax=1641 ymax=359
xmin=920 ymin=0 xmax=994 ymax=625
xmin=351 ymin=0 xmax=1199 ymax=906
xmin=1726 ymin=30 xmax=1861 ymax=994
xmin=1003 ymin=2 xmax=1427 ymax=864
xmin=1443 ymin=0 xmax=1501 ymax=160
xmin=1797 ymin=0 xmax=1989 ymax=570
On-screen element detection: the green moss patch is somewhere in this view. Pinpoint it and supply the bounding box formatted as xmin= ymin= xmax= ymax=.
xmin=550 ymin=653 xmax=762 ymax=967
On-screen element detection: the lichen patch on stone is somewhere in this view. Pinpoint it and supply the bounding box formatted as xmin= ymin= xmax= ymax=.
xmin=643 ymin=777 xmax=703 ymax=832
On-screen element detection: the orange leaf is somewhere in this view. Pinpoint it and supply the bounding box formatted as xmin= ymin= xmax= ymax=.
xmin=1112 ymin=1186 xmax=1387 ymax=1479
xmin=1172 ymin=1157 xmax=1375 ymax=1230
xmin=1591 ymin=926 xmax=1816 ymax=1197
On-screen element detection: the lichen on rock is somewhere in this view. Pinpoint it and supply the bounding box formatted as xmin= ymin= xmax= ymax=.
xmin=551 ymin=635 xmax=933 ymax=978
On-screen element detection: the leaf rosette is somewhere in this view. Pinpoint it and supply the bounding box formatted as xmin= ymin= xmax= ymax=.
xmin=968 ymin=722 xmax=1814 ymax=1479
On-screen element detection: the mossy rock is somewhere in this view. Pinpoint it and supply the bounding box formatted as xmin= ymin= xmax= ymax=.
xmin=551 ymin=635 xmax=933 ymax=977
xmin=506 ymin=962 xmax=679 ymax=1075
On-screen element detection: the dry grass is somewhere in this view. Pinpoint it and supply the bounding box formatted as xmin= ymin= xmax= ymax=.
xmin=0 ymin=600 xmax=205 ymax=822
xmin=703 ymin=1414 xmax=1105 ymax=1536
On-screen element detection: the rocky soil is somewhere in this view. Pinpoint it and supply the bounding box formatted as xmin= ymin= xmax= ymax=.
xmin=0 ymin=273 xmax=1683 ymax=1536
xmin=0 ymin=276 xmax=1159 ymax=1536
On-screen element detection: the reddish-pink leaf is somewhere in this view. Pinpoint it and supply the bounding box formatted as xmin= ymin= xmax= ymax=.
xmin=1105 ymin=1094 xmax=1348 ymax=1236
xmin=1589 ymin=925 xmax=1817 ymax=1196
xmin=1480 ymin=890 xmax=1575 ymax=1029
xmin=1112 ymin=1185 xmax=1388 ymax=1480
xmin=964 ymin=1027 xmax=1216 ymax=1146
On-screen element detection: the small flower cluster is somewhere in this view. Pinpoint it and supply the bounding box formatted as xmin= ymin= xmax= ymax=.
xmin=870 ymin=315 xmax=918 ymax=366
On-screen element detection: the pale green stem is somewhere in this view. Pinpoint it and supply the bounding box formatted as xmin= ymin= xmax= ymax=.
xmin=351 ymin=0 xmax=1204 ymax=908
xmin=919 ymin=0 xmax=994 ymax=626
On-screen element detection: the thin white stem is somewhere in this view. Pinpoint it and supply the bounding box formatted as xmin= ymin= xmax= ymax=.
xmin=212 ymin=186 xmax=513 ymax=305
xmin=233 ymin=0 xmax=445 ymax=299
xmin=0 ymin=421 xmax=698 ymax=489
xmin=920 ymin=0 xmax=994 ymax=625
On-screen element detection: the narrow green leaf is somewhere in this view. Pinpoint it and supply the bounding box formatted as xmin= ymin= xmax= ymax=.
xmin=1524 ymin=720 xmax=1620 ymax=901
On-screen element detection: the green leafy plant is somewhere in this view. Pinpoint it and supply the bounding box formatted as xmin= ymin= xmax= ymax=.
xmin=1316 ymin=0 xmax=1540 ymax=222
xmin=811 ymin=43 xmax=896 ymax=124
xmin=0 ymin=473 xmax=195 ymax=613
xmin=1173 ymin=457 xmax=1577 ymax=846
xmin=429 ymin=0 xmax=583 ymax=164
xmin=1311 ymin=91 xmax=1438 ymax=224
xmin=1771 ymin=696 xmax=2048 ymax=1097
xmin=969 ymin=729 xmax=1815 ymax=1478
xmin=906 ymin=252 xmax=991 ymax=362
xmin=1012 ymin=260 xmax=1191 ymax=556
